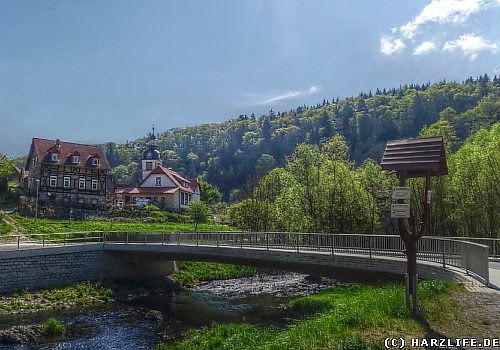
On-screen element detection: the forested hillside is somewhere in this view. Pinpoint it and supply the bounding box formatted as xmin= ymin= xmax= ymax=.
xmin=229 ymin=123 xmax=499 ymax=238
xmin=105 ymin=75 xmax=500 ymax=198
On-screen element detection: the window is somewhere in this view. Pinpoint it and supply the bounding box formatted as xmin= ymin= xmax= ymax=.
xmin=146 ymin=162 xmax=153 ymax=170
xmin=49 ymin=175 xmax=57 ymax=187
xmin=91 ymin=179 xmax=98 ymax=191
xmin=155 ymin=176 xmax=161 ymax=186
xmin=63 ymin=176 xmax=71 ymax=188
xmin=72 ymin=155 xmax=80 ymax=164
xmin=181 ymin=192 xmax=189 ymax=206
xmin=79 ymin=178 xmax=86 ymax=190
xmin=51 ymin=153 xmax=59 ymax=162
xmin=92 ymin=158 xmax=99 ymax=166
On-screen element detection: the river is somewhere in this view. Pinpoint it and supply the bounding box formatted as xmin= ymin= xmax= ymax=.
xmin=0 ymin=272 xmax=336 ymax=350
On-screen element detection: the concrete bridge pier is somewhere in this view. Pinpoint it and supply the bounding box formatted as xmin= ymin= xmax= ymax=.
xmin=104 ymin=251 xmax=177 ymax=280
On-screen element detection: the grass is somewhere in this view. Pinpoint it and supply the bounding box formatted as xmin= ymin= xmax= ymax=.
xmin=41 ymin=318 xmax=65 ymax=335
xmin=10 ymin=214 xmax=236 ymax=235
xmin=0 ymin=281 xmax=113 ymax=313
xmin=173 ymin=262 xmax=257 ymax=287
xmin=157 ymin=280 xmax=459 ymax=350
xmin=0 ymin=218 xmax=12 ymax=235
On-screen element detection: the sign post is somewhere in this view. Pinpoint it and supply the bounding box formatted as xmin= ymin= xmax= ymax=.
xmin=381 ymin=137 xmax=448 ymax=316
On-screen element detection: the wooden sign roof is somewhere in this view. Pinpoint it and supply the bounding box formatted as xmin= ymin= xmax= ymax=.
xmin=380 ymin=136 xmax=448 ymax=177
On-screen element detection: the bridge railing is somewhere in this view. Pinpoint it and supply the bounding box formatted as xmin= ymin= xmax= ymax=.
xmin=0 ymin=231 xmax=489 ymax=284
xmin=445 ymin=237 xmax=500 ymax=259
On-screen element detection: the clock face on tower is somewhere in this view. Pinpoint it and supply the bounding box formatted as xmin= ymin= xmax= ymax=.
xmin=147 ymin=152 xmax=151 ymax=157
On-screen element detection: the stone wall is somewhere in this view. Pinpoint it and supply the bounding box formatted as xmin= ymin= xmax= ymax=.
xmin=0 ymin=245 xmax=176 ymax=294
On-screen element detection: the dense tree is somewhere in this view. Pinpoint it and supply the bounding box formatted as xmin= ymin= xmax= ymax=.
xmin=199 ymin=180 xmax=222 ymax=205
xmin=229 ymin=143 xmax=377 ymax=234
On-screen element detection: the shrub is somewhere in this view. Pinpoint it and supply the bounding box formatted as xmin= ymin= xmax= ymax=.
xmin=41 ymin=318 xmax=65 ymax=335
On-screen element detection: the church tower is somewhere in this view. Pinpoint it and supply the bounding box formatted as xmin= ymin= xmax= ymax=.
xmin=141 ymin=126 xmax=162 ymax=181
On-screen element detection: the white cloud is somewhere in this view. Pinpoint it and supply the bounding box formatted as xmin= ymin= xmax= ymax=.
xmin=413 ymin=41 xmax=438 ymax=55
xmin=400 ymin=0 xmax=487 ymax=38
xmin=443 ymin=33 xmax=497 ymax=59
xmin=252 ymin=86 xmax=320 ymax=105
xmin=380 ymin=37 xmax=406 ymax=55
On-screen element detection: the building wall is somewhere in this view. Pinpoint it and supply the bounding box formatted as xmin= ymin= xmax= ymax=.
xmin=141 ymin=159 xmax=162 ymax=180
xmin=25 ymin=163 xmax=108 ymax=209
xmin=141 ymin=173 xmax=175 ymax=188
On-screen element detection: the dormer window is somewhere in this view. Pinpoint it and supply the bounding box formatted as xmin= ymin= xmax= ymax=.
xmin=51 ymin=153 xmax=59 ymax=162
xmin=92 ymin=158 xmax=99 ymax=166
xmin=73 ymin=155 xmax=80 ymax=164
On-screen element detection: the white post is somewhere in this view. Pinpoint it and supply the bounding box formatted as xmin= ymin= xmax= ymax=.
xmin=35 ymin=179 xmax=40 ymax=221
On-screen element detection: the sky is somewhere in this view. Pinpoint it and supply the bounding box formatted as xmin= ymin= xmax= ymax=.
xmin=1 ymin=0 xmax=499 ymax=157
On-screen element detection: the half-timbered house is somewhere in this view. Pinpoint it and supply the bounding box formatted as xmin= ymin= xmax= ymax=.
xmin=24 ymin=138 xmax=111 ymax=209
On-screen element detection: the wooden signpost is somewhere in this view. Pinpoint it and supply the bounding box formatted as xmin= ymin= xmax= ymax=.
xmin=381 ymin=136 xmax=448 ymax=316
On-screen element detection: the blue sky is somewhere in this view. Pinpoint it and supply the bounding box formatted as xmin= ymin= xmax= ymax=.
xmin=1 ymin=0 xmax=499 ymax=157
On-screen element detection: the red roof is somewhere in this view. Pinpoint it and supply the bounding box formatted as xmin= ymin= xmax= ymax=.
xmin=142 ymin=166 xmax=193 ymax=193
xmin=30 ymin=138 xmax=111 ymax=170
xmin=188 ymin=178 xmax=200 ymax=192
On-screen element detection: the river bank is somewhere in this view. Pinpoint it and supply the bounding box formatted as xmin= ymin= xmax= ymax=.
xmin=157 ymin=281 xmax=464 ymax=350
xmin=0 ymin=272 xmax=338 ymax=349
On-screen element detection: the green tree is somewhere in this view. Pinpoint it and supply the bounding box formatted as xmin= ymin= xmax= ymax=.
xmin=187 ymin=200 xmax=209 ymax=231
xmin=0 ymin=154 xmax=14 ymax=192
xmin=322 ymin=134 xmax=349 ymax=162
xmin=199 ymin=180 xmax=222 ymax=205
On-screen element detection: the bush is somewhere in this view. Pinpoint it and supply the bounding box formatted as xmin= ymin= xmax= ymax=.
xmin=41 ymin=318 xmax=65 ymax=335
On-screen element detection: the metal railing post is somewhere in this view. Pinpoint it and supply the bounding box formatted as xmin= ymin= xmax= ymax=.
xmin=331 ymin=234 xmax=334 ymax=256
xmin=368 ymin=236 xmax=372 ymax=258
xmin=177 ymin=232 xmax=180 ymax=245
xmin=441 ymin=240 xmax=446 ymax=268
xmin=126 ymin=232 xmax=129 ymax=244
xmin=196 ymin=232 xmax=199 ymax=247
xmin=43 ymin=237 xmax=45 ymax=247
xmin=17 ymin=236 xmax=20 ymax=250
xmin=266 ymin=232 xmax=269 ymax=251
xmin=296 ymin=233 xmax=299 ymax=253
xmin=217 ymin=232 xmax=219 ymax=247
xmin=162 ymin=233 xmax=165 ymax=245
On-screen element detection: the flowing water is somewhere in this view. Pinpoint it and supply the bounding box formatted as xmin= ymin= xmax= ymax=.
xmin=0 ymin=272 xmax=336 ymax=350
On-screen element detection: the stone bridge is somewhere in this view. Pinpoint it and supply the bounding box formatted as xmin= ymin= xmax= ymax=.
xmin=0 ymin=232 xmax=492 ymax=294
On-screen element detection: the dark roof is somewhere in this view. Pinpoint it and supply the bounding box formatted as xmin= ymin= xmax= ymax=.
xmin=30 ymin=138 xmax=111 ymax=170
xmin=380 ymin=136 xmax=448 ymax=177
